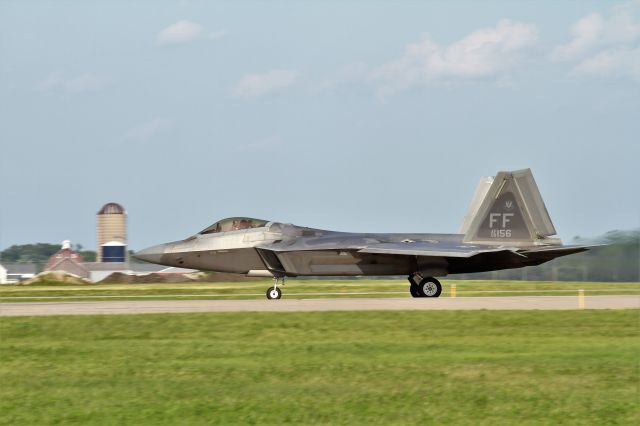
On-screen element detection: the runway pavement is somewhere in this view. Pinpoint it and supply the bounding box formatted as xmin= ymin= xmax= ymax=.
xmin=1 ymin=295 xmax=638 ymax=316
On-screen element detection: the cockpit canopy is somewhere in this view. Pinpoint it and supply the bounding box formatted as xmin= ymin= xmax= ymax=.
xmin=199 ymin=217 xmax=269 ymax=235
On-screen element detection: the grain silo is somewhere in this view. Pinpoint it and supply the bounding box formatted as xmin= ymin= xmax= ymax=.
xmin=96 ymin=202 xmax=127 ymax=262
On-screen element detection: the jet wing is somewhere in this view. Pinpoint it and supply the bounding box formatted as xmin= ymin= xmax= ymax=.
xmin=357 ymin=242 xmax=525 ymax=258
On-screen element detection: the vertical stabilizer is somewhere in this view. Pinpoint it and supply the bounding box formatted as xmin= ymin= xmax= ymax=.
xmin=462 ymin=169 xmax=559 ymax=246
xmin=459 ymin=176 xmax=494 ymax=234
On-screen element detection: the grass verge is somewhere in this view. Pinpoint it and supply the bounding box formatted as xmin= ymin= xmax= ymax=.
xmin=1 ymin=310 xmax=638 ymax=425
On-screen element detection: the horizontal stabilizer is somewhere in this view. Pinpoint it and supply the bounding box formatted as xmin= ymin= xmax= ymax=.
xmin=520 ymin=244 xmax=599 ymax=256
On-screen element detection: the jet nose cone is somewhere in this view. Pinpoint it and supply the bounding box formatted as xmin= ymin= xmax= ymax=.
xmin=133 ymin=244 xmax=167 ymax=264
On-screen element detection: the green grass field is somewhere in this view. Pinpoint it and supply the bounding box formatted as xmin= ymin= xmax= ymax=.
xmin=1 ymin=279 xmax=639 ymax=302
xmin=1 ymin=310 xmax=638 ymax=425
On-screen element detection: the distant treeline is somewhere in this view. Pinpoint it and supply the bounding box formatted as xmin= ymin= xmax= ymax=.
xmin=1 ymin=243 xmax=96 ymax=266
xmin=0 ymin=244 xmax=142 ymax=271
xmin=1 ymin=230 xmax=638 ymax=281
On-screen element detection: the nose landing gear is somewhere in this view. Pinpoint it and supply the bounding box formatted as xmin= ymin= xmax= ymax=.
xmin=266 ymin=276 xmax=284 ymax=300
xmin=408 ymin=274 xmax=442 ymax=298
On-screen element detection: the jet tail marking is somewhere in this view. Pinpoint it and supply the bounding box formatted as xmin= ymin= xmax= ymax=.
xmin=462 ymin=168 xmax=558 ymax=246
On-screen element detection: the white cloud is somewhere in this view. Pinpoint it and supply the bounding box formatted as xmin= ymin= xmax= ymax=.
xmin=125 ymin=118 xmax=173 ymax=141
xmin=36 ymin=72 xmax=110 ymax=93
xmin=572 ymin=48 xmax=640 ymax=78
xmin=234 ymin=70 xmax=299 ymax=99
xmin=157 ymin=20 xmax=203 ymax=44
xmin=552 ymin=1 xmax=640 ymax=79
xmin=369 ymin=19 xmax=538 ymax=97
xmin=156 ymin=20 xmax=226 ymax=45
xmin=551 ymin=14 xmax=606 ymax=61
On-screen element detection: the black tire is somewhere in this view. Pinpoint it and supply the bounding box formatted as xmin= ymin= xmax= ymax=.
xmin=266 ymin=287 xmax=282 ymax=300
xmin=409 ymin=284 xmax=422 ymax=298
xmin=419 ymin=277 xmax=442 ymax=298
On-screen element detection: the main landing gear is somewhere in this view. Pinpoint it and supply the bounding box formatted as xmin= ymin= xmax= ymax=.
xmin=408 ymin=274 xmax=442 ymax=298
xmin=266 ymin=276 xmax=284 ymax=300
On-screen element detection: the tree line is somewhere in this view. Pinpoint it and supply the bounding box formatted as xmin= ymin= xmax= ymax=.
xmin=0 ymin=243 xmax=96 ymax=265
xmin=0 ymin=244 xmax=145 ymax=271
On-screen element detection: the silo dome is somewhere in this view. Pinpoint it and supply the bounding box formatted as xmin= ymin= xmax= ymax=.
xmin=98 ymin=202 xmax=125 ymax=215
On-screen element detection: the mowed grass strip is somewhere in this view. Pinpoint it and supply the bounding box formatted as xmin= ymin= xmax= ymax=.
xmin=1 ymin=280 xmax=639 ymax=301
xmin=1 ymin=310 xmax=638 ymax=425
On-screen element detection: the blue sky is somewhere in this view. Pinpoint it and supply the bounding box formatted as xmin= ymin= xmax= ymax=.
xmin=1 ymin=0 xmax=639 ymax=251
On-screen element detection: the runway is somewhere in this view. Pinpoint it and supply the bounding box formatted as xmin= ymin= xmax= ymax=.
xmin=0 ymin=295 xmax=638 ymax=316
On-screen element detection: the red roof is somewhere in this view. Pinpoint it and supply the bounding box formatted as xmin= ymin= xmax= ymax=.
xmin=45 ymin=248 xmax=84 ymax=270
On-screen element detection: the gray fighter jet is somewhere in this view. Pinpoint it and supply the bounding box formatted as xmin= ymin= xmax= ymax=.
xmin=135 ymin=169 xmax=592 ymax=299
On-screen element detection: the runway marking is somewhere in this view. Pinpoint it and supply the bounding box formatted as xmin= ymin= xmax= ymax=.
xmin=0 ymin=296 xmax=638 ymax=316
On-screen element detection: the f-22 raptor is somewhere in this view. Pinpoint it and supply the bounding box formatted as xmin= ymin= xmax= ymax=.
xmin=135 ymin=169 xmax=592 ymax=299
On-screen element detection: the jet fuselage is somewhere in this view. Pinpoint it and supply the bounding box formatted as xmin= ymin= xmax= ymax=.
xmin=135 ymin=222 xmax=571 ymax=278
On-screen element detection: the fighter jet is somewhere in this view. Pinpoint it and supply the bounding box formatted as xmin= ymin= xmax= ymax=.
xmin=135 ymin=169 xmax=592 ymax=299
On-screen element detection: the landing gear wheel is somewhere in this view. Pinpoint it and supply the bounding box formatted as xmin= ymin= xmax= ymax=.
xmin=266 ymin=276 xmax=284 ymax=300
xmin=419 ymin=277 xmax=442 ymax=298
xmin=266 ymin=287 xmax=282 ymax=300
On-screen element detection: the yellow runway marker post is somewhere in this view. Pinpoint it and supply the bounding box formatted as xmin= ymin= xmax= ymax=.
xmin=451 ymin=284 xmax=457 ymax=298
xmin=578 ymin=289 xmax=585 ymax=309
